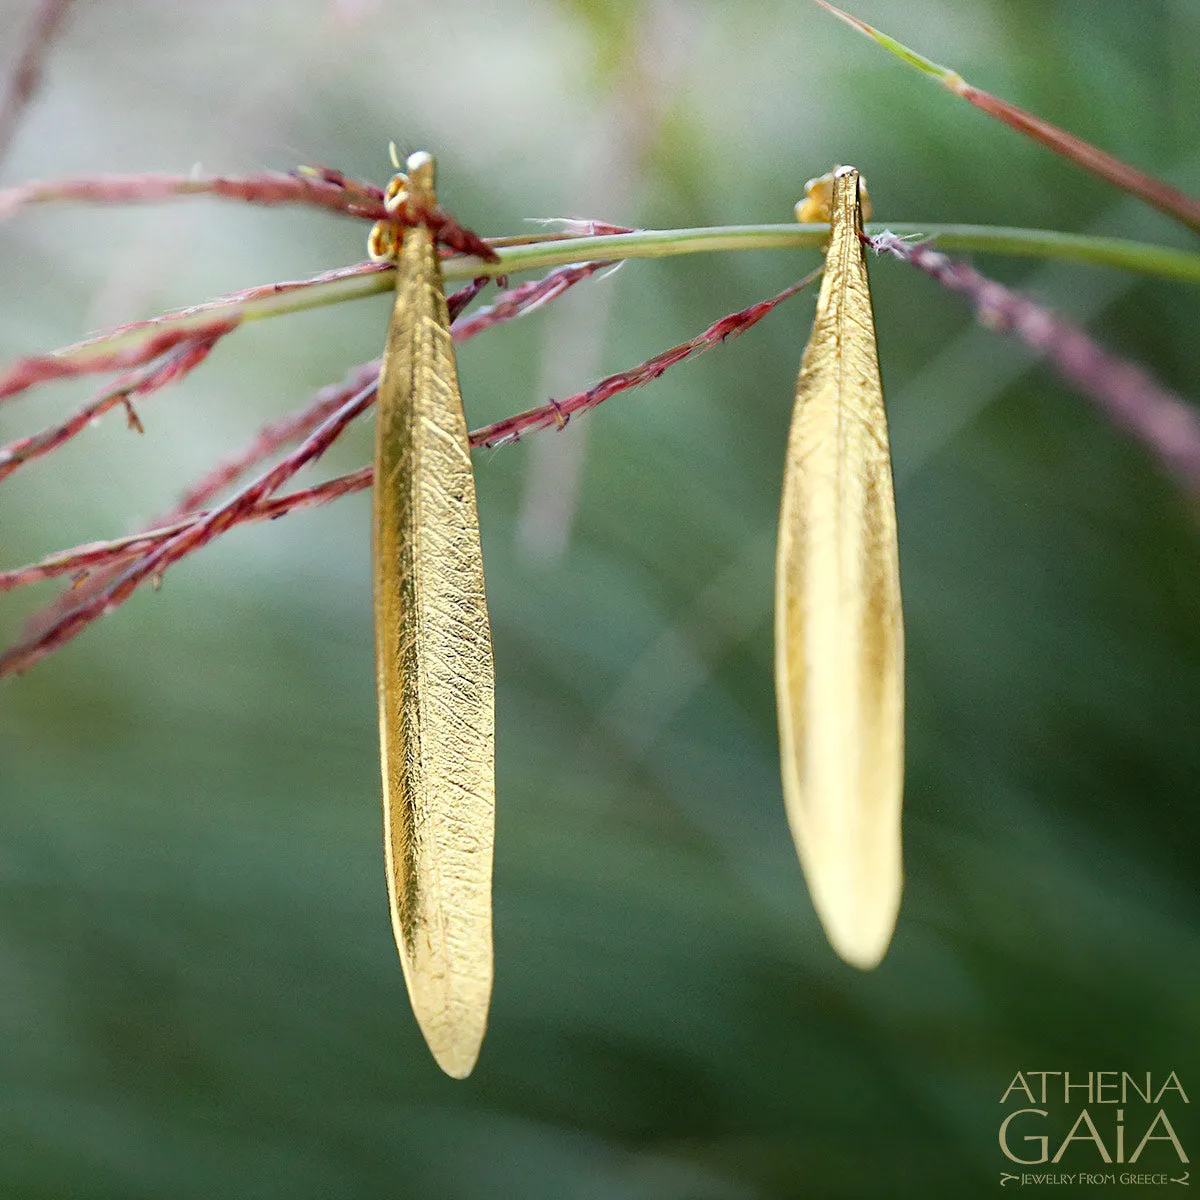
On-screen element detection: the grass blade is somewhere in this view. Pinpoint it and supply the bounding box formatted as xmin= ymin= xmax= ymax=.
xmin=812 ymin=0 xmax=1200 ymax=234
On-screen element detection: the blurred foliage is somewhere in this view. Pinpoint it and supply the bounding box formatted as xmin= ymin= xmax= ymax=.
xmin=0 ymin=0 xmax=1198 ymax=1196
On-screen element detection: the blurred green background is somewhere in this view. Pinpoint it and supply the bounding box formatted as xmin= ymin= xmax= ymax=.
xmin=1 ymin=0 xmax=1198 ymax=1195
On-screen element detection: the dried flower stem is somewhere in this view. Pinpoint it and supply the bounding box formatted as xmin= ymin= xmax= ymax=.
xmin=0 ymin=469 xmax=375 ymax=593
xmin=0 ymin=170 xmax=386 ymax=224
xmin=0 ymin=316 xmax=240 ymax=405
xmin=161 ymin=266 xmax=601 ymax=518
xmin=0 ymin=0 xmax=73 ymax=166
xmin=472 ymin=270 xmax=821 ymax=447
xmin=0 ymin=324 xmax=234 ymax=480
xmin=450 ymin=262 xmax=613 ymax=339
xmin=6 ymin=350 xmax=378 ymax=643
xmin=4 ymin=226 xmax=1196 ymax=398
xmin=871 ymin=231 xmax=1200 ymax=491
xmin=3 ymin=266 xmax=603 ymax=643
xmin=0 ymin=379 xmax=378 ymax=675
xmin=0 ymin=163 xmax=502 ymax=260
xmin=0 ymin=273 xmax=817 ymax=668
xmin=958 ymin=86 xmax=1200 ymax=234
xmin=812 ymin=0 xmax=1200 ymax=234
xmin=0 ymin=0 xmax=74 ymax=165
xmin=178 ymin=361 xmax=381 ymax=518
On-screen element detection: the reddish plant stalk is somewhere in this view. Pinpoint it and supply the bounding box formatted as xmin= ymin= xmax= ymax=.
xmin=0 ymin=327 xmax=232 ymax=481
xmin=172 ymin=361 xmax=382 ymax=520
xmin=0 ymin=0 xmax=74 ymax=165
xmin=7 ymin=268 xmax=582 ymax=637
xmin=0 ymin=272 xmax=817 ymax=669
xmin=0 ymin=170 xmax=387 ymax=224
xmin=812 ymin=0 xmax=1200 ymax=234
xmin=960 ymin=86 xmax=1200 ymax=235
xmin=450 ymin=262 xmax=613 ymax=340
xmin=0 ymin=255 xmax=519 ymax=406
xmin=159 ymin=274 xmax=493 ymax=518
xmin=0 ymin=380 xmax=378 ymax=675
xmin=0 ymin=166 xmax=503 ymax=260
xmin=871 ymin=231 xmax=1200 ymax=491
xmin=0 ymin=471 xmax=378 ymax=594
xmin=473 ymin=270 xmax=820 ymax=447
xmin=0 ymin=468 xmax=375 ymax=592
xmin=0 ymin=316 xmax=240 ymax=405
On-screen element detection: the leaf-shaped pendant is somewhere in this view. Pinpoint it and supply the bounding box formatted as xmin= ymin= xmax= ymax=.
xmin=370 ymin=152 xmax=494 ymax=1076
xmin=775 ymin=165 xmax=904 ymax=969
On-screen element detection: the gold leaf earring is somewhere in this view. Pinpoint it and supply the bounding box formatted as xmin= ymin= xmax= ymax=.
xmin=369 ymin=151 xmax=495 ymax=1077
xmin=776 ymin=165 xmax=904 ymax=969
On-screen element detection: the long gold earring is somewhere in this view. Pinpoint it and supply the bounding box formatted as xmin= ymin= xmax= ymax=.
xmin=368 ymin=151 xmax=495 ymax=1077
xmin=776 ymin=165 xmax=904 ymax=970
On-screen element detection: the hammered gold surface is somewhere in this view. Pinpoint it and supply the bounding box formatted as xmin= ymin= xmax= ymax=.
xmin=775 ymin=166 xmax=904 ymax=970
xmin=373 ymin=154 xmax=494 ymax=1078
